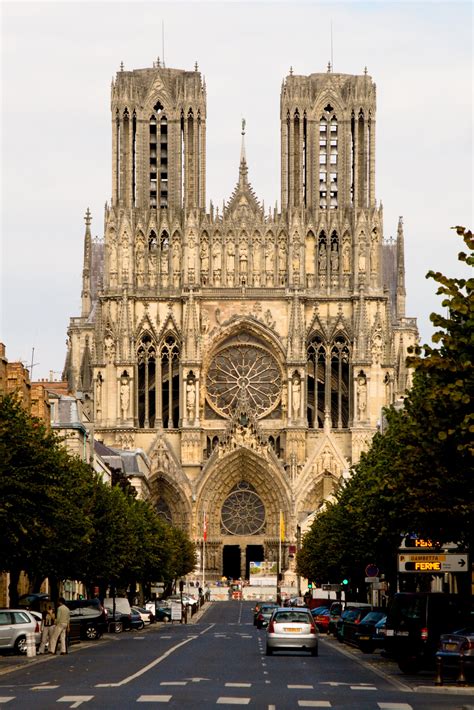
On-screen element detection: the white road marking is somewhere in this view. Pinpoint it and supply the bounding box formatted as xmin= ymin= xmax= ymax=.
xmin=160 ymin=682 xmax=187 ymax=686
xmin=378 ymin=705 xmax=413 ymax=710
xmin=57 ymin=697 xmax=93 ymax=708
xmin=199 ymin=623 xmax=215 ymax=635
xmin=350 ymin=686 xmax=376 ymax=690
xmin=32 ymin=685 xmax=60 ymax=690
xmin=289 ymin=684 xmax=314 ymax=689
xmin=0 ymin=700 xmax=14 ymax=705
xmin=137 ymin=696 xmax=172 ymax=703
xmin=95 ymin=636 xmax=197 ymax=687
xmin=225 ymin=683 xmax=252 ymax=687
xmin=298 ymin=703 xmax=331 ymax=708
xmin=160 ymin=635 xmax=172 ymax=639
xmin=216 ymin=699 xmax=250 ymax=706
xmin=184 ymin=677 xmax=210 ymax=683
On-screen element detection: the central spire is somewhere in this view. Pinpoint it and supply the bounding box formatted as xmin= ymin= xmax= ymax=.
xmin=239 ymin=117 xmax=248 ymax=186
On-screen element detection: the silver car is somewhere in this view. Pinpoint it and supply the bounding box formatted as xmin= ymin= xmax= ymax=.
xmin=266 ymin=607 xmax=318 ymax=656
xmin=0 ymin=609 xmax=40 ymax=654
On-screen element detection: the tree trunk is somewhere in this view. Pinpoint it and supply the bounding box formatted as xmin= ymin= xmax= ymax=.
xmin=8 ymin=569 xmax=20 ymax=607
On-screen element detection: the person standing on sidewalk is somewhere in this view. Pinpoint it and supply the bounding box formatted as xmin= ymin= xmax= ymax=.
xmin=38 ymin=605 xmax=55 ymax=654
xmin=50 ymin=598 xmax=70 ymax=655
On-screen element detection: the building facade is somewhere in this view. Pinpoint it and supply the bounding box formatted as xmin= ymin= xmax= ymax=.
xmin=64 ymin=62 xmax=417 ymax=581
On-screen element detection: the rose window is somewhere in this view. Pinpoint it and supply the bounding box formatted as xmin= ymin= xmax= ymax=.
xmin=206 ymin=338 xmax=281 ymax=418
xmin=221 ymin=481 xmax=265 ymax=535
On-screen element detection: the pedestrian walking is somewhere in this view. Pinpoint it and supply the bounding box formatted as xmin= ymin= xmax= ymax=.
xmin=38 ymin=605 xmax=55 ymax=654
xmin=49 ymin=598 xmax=70 ymax=655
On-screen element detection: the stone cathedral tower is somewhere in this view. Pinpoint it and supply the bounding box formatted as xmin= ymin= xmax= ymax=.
xmin=65 ymin=61 xmax=417 ymax=581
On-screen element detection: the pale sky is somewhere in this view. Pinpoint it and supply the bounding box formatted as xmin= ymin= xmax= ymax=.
xmin=1 ymin=1 xmax=472 ymax=380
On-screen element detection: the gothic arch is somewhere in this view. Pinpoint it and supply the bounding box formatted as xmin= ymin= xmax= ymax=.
xmin=195 ymin=446 xmax=291 ymax=541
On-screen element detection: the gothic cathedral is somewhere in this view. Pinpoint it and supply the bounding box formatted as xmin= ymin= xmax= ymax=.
xmin=64 ymin=61 xmax=417 ymax=581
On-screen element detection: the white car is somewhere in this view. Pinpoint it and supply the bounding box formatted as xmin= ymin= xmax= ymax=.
xmin=0 ymin=609 xmax=40 ymax=654
xmin=132 ymin=606 xmax=153 ymax=624
xmin=266 ymin=607 xmax=318 ymax=656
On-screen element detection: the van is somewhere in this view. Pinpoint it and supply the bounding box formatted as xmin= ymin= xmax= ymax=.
xmin=384 ymin=592 xmax=471 ymax=673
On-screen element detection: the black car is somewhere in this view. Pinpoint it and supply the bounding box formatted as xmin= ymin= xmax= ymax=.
xmin=336 ymin=607 xmax=373 ymax=642
xmin=342 ymin=610 xmax=386 ymax=652
xmin=384 ymin=592 xmax=471 ymax=674
xmin=66 ymin=599 xmax=108 ymax=642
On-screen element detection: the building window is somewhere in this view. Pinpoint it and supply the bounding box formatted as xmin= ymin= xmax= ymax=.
xmin=137 ymin=333 xmax=157 ymax=428
xmin=160 ymin=335 xmax=180 ymax=428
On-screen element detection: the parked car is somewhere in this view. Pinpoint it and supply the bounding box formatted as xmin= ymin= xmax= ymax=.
xmin=104 ymin=597 xmax=133 ymax=633
xmin=384 ymin=592 xmax=471 ymax=674
xmin=336 ymin=607 xmax=373 ymax=642
xmin=66 ymin=599 xmax=108 ymax=642
xmin=132 ymin=606 xmax=154 ymax=624
xmin=155 ymin=603 xmax=172 ymax=622
xmin=342 ymin=610 xmax=386 ymax=652
xmin=166 ymin=595 xmax=197 ymax=611
xmin=130 ymin=608 xmax=145 ymax=630
xmin=0 ymin=609 xmax=40 ymax=654
xmin=266 ymin=607 xmax=318 ymax=656
xmin=328 ymin=601 xmax=372 ymax=636
xmin=256 ymin=603 xmax=279 ymax=629
xmin=436 ymin=626 xmax=474 ymax=679
xmin=311 ymin=608 xmax=331 ymax=633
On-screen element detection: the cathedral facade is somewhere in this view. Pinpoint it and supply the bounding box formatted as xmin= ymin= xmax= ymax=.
xmin=64 ymin=61 xmax=417 ymax=581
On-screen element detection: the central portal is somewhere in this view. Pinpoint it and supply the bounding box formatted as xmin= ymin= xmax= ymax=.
xmin=222 ymin=545 xmax=241 ymax=580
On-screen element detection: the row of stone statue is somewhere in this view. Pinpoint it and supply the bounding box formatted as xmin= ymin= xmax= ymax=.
xmin=105 ymin=230 xmax=380 ymax=287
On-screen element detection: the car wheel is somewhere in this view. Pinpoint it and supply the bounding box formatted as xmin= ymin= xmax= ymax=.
xmin=137 ymin=621 xmax=145 ymax=630
xmin=163 ymin=615 xmax=170 ymax=623
xmin=265 ymin=645 xmax=273 ymax=656
xmin=311 ymin=647 xmax=319 ymax=657
xmin=113 ymin=622 xmax=123 ymax=633
xmin=14 ymin=636 xmax=27 ymax=655
xmin=85 ymin=625 xmax=99 ymax=640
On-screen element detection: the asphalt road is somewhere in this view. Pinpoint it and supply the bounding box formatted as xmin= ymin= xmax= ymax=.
xmin=0 ymin=601 xmax=472 ymax=709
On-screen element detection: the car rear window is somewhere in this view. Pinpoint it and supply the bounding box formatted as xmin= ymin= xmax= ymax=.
xmin=0 ymin=612 xmax=11 ymax=625
xmin=13 ymin=612 xmax=31 ymax=624
xmin=274 ymin=611 xmax=311 ymax=623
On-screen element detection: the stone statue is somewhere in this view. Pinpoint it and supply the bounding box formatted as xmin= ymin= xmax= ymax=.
xmin=104 ymin=331 xmax=115 ymax=363
xmin=200 ymin=240 xmax=209 ymax=273
xmin=120 ymin=378 xmax=130 ymax=419
xmin=95 ymin=374 xmax=103 ymax=415
xmin=330 ymin=244 xmax=339 ymax=272
xmin=172 ymin=239 xmax=181 ymax=273
xmin=291 ymin=374 xmax=301 ymax=420
xmin=357 ymin=374 xmax=367 ymax=419
xmin=370 ymin=234 xmax=378 ymax=272
xmin=121 ymin=234 xmax=129 ymax=275
xmin=239 ymin=242 xmax=248 ymax=273
xmin=265 ymin=244 xmax=274 ymax=272
xmin=212 ymin=241 xmax=222 ymax=272
xmin=318 ymin=244 xmax=327 ymax=273
xmin=186 ymin=380 xmax=196 ymax=421
xmin=358 ymin=242 xmax=366 ymax=273
xmin=108 ymin=236 xmax=117 ymax=273
xmin=226 ymin=241 xmax=235 ymax=272
xmin=342 ymin=243 xmax=351 ymax=272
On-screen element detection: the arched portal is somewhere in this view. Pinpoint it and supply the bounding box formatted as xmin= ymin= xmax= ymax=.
xmin=196 ymin=445 xmax=291 ymax=581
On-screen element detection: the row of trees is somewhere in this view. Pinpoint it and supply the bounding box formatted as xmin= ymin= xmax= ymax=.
xmin=297 ymin=227 xmax=474 ymax=596
xmin=0 ymin=394 xmax=196 ymax=605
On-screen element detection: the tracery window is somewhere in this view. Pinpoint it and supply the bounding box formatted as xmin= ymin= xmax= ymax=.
xmin=160 ymin=335 xmax=180 ymax=428
xmin=307 ymin=333 xmax=350 ymax=429
xmin=221 ymin=481 xmax=265 ymax=536
xmin=137 ymin=333 xmax=157 ymax=428
xmin=206 ymin=334 xmax=281 ymax=419
xmin=156 ymin=498 xmax=172 ymax=524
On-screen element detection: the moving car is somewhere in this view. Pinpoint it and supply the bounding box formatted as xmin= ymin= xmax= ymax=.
xmin=266 ymin=607 xmax=318 ymax=656
xmin=0 ymin=609 xmax=40 ymax=654
xmin=256 ymin=603 xmax=279 ymax=629
xmin=384 ymin=592 xmax=471 ymax=673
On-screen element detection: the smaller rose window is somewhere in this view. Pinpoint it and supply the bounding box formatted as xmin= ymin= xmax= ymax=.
xmin=221 ymin=481 xmax=265 ymax=536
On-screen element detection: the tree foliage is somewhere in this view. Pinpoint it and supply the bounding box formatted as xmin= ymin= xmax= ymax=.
xmin=0 ymin=393 xmax=196 ymax=599
xmin=297 ymin=227 xmax=474 ymax=592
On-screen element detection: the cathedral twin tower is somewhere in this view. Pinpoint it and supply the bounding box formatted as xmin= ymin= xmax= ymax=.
xmin=65 ymin=60 xmax=417 ymax=581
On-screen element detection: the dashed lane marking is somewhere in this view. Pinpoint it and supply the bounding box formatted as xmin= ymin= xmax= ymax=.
xmin=32 ymin=685 xmax=60 ymax=690
xmin=216 ymin=699 xmax=251 ymax=706
xmin=225 ymin=683 xmax=252 ymax=688
xmin=57 ymin=696 xmax=93 ymax=708
xmin=160 ymin=682 xmax=187 ymax=686
xmin=297 ymin=703 xmax=331 ymax=708
xmin=288 ymin=684 xmax=314 ymax=689
xmin=137 ymin=696 xmax=172 ymax=703
xmin=350 ymin=686 xmax=377 ymax=691
xmin=378 ymin=705 xmax=413 ymax=710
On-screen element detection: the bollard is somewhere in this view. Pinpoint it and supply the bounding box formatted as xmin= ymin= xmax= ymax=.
xmin=26 ymin=632 xmax=36 ymax=658
xmin=456 ymin=651 xmax=467 ymax=686
xmin=434 ymin=655 xmax=443 ymax=686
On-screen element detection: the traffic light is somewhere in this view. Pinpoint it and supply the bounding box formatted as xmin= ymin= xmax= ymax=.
xmin=307 ymin=581 xmax=313 ymax=589
xmin=341 ymin=578 xmax=350 ymax=588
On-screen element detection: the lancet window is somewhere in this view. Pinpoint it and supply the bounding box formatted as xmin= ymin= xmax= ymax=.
xmin=137 ymin=332 xmax=180 ymax=428
xmin=307 ymin=333 xmax=350 ymax=429
xmin=149 ymin=101 xmax=168 ymax=209
xmin=319 ymin=107 xmax=338 ymax=210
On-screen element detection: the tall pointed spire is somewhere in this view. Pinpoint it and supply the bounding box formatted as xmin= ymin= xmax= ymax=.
xmin=81 ymin=208 xmax=92 ymax=318
xmin=396 ymin=216 xmax=406 ymax=319
xmin=239 ymin=117 xmax=248 ymax=187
